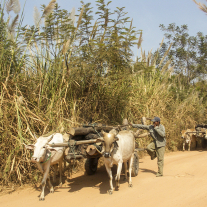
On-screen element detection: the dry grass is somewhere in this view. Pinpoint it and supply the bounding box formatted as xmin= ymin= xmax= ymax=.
xmin=193 ymin=0 xmax=207 ymax=15
xmin=0 ymin=0 xmax=206 ymax=189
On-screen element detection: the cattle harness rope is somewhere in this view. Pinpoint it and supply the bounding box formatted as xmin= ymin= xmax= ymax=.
xmin=67 ymin=140 xmax=78 ymax=171
xmin=40 ymin=151 xmax=52 ymax=164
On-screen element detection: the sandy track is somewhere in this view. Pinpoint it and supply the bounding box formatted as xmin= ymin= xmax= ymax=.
xmin=1 ymin=150 xmax=207 ymax=207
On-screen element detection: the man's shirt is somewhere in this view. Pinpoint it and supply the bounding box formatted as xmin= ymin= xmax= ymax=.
xmin=132 ymin=124 xmax=166 ymax=147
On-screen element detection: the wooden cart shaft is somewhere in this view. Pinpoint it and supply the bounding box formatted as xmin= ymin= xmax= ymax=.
xmin=49 ymin=138 xmax=100 ymax=147
xmin=49 ymin=131 xmax=149 ymax=147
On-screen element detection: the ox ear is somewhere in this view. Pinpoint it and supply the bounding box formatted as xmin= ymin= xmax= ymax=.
xmin=33 ymin=133 xmax=38 ymax=140
xmin=48 ymin=148 xmax=57 ymax=152
xmin=24 ymin=144 xmax=35 ymax=150
xmin=46 ymin=145 xmax=57 ymax=151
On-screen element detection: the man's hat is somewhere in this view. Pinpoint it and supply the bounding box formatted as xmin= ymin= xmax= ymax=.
xmin=151 ymin=117 xmax=160 ymax=122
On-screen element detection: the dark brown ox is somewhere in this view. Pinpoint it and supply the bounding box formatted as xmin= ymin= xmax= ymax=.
xmin=99 ymin=130 xmax=135 ymax=194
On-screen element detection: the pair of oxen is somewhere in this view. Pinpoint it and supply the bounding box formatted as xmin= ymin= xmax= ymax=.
xmin=25 ymin=129 xmax=135 ymax=201
xmin=181 ymin=128 xmax=207 ymax=151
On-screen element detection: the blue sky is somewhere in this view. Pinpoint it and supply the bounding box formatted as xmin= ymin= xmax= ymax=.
xmin=4 ymin=0 xmax=207 ymax=58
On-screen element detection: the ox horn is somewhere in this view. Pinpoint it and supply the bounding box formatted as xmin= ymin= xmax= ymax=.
xmin=47 ymin=134 xmax=55 ymax=143
xmin=33 ymin=133 xmax=38 ymax=140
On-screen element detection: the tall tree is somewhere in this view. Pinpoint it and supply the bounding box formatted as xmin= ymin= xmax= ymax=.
xmin=158 ymin=23 xmax=199 ymax=82
xmin=196 ymin=32 xmax=207 ymax=78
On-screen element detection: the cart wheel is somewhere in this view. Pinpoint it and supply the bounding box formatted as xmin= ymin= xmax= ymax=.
xmin=85 ymin=158 xmax=98 ymax=175
xmin=131 ymin=152 xmax=139 ymax=177
xmin=202 ymin=138 xmax=207 ymax=149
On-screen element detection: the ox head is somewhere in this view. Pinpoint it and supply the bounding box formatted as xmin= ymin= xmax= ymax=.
xmin=181 ymin=129 xmax=194 ymax=143
xmin=181 ymin=130 xmax=187 ymax=139
xmin=24 ymin=134 xmax=55 ymax=163
xmin=97 ymin=131 xmax=119 ymax=158
xmin=181 ymin=130 xmax=190 ymax=141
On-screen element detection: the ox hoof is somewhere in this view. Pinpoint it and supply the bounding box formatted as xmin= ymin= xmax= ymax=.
xmin=108 ymin=190 xmax=113 ymax=195
xmin=115 ymin=186 xmax=119 ymax=191
xmin=115 ymin=182 xmax=120 ymax=188
xmin=50 ymin=189 xmax=54 ymax=193
xmin=39 ymin=197 xmax=45 ymax=201
xmin=128 ymin=183 xmax=133 ymax=188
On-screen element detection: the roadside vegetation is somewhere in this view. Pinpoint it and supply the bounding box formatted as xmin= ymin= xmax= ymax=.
xmin=0 ymin=0 xmax=207 ymax=188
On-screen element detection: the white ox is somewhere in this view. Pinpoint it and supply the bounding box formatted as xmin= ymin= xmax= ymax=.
xmin=25 ymin=133 xmax=65 ymax=201
xmin=99 ymin=130 xmax=135 ymax=194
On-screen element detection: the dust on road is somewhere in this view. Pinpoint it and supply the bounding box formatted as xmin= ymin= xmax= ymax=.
xmin=1 ymin=150 xmax=207 ymax=207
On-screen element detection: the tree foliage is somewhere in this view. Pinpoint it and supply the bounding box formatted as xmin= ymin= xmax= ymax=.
xmin=156 ymin=23 xmax=207 ymax=83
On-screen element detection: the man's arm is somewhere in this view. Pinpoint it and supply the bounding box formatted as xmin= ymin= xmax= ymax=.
xmin=154 ymin=125 xmax=165 ymax=137
xmin=131 ymin=124 xmax=150 ymax=130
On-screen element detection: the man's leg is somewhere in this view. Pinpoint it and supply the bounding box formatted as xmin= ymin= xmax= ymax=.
xmin=156 ymin=146 xmax=165 ymax=176
xmin=146 ymin=142 xmax=156 ymax=160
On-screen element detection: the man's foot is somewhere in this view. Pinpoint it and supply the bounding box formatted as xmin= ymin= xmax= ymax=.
xmin=156 ymin=173 xmax=163 ymax=177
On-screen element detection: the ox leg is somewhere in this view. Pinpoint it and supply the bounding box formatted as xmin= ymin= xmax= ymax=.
xmin=47 ymin=177 xmax=54 ymax=193
xmin=183 ymin=142 xmax=185 ymax=151
xmin=115 ymin=162 xmax=122 ymax=190
xmin=123 ymin=161 xmax=128 ymax=180
xmin=105 ymin=163 xmax=113 ymax=195
xmin=58 ymin=160 xmax=63 ymax=187
xmin=39 ymin=166 xmax=50 ymax=201
xmin=53 ymin=164 xmax=58 ymax=183
xmin=128 ymin=155 xmax=133 ymax=187
xmin=188 ymin=140 xmax=191 ymax=151
xmin=64 ymin=159 xmax=66 ymax=170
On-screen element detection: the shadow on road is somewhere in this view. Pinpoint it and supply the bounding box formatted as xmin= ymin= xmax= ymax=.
xmin=139 ymin=168 xmax=156 ymax=175
xmin=66 ymin=165 xmax=129 ymax=194
xmin=33 ymin=161 xmax=142 ymax=198
xmin=66 ymin=163 xmax=140 ymax=194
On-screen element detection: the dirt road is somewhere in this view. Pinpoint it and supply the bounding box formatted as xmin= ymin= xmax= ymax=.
xmin=1 ymin=150 xmax=207 ymax=207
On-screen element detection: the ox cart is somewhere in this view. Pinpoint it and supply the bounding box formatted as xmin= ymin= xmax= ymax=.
xmin=49 ymin=123 xmax=148 ymax=176
xmin=184 ymin=124 xmax=207 ymax=149
xmin=195 ymin=124 xmax=207 ymax=149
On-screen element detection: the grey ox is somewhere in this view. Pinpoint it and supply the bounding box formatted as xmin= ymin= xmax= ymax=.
xmin=99 ymin=130 xmax=135 ymax=194
xmin=25 ymin=133 xmax=65 ymax=201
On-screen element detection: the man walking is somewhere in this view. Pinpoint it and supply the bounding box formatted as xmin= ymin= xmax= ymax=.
xmin=130 ymin=117 xmax=166 ymax=177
